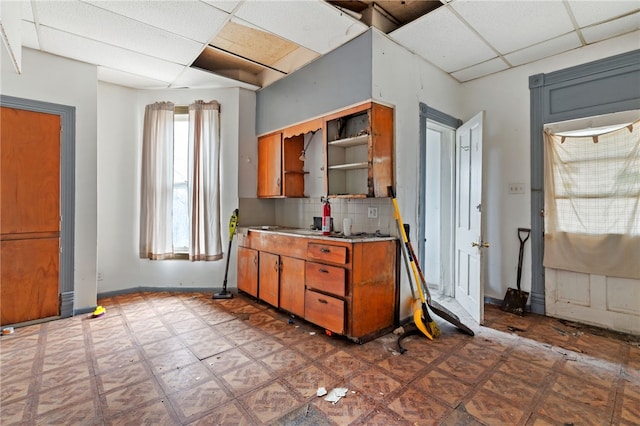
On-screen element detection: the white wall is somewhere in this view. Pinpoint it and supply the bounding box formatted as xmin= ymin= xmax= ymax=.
xmin=1 ymin=48 xmax=98 ymax=311
xmin=461 ymin=30 xmax=640 ymax=302
xmin=370 ymin=29 xmax=640 ymax=322
xmin=371 ymin=31 xmax=464 ymax=318
xmin=96 ymin=83 xmax=254 ymax=294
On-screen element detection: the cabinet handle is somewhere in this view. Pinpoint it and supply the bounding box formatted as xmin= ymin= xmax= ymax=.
xmin=320 ymin=248 xmax=330 ymax=253
xmin=317 ymin=299 xmax=328 ymax=304
xmin=274 ymin=260 xmax=280 ymax=272
xmin=319 ymin=269 xmax=329 ymax=273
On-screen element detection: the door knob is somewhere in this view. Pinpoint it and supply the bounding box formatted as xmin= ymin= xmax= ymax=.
xmin=471 ymin=241 xmax=490 ymax=248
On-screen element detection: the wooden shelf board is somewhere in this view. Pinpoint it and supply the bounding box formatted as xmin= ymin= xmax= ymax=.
xmin=328 ymin=134 xmax=369 ymax=148
xmin=328 ymin=162 xmax=368 ymax=171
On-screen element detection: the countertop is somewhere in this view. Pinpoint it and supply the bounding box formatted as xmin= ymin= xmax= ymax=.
xmin=238 ymin=226 xmax=397 ymax=243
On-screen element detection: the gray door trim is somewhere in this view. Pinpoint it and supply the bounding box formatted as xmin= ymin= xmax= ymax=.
xmin=1 ymin=95 xmax=76 ymax=318
xmin=529 ymin=49 xmax=640 ymax=315
xmin=418 ymin=102 xmax=461 ymax=273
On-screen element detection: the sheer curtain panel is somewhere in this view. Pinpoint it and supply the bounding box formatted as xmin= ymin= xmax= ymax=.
xmin=188 ymin=100 xmax=223 ymax=261
xmin=543 ymin=119 xmax=640 ymax=279
xmin=140 ymin=102 xmax=175 ymax=259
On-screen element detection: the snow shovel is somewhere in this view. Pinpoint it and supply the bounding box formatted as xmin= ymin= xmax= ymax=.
xmin=213 ymin=208 xmax=239 ymax=300
xmin=501 ymin=228 xmax=530 ymax=316
xmin=389 ymin=186 xmax=440 ymax=341
xmin=403 ymin=224 xmax=474 ymax=336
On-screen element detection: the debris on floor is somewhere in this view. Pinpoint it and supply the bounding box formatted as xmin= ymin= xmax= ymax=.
xmin=323 ymin=388 xmax=348 ymax=404
xmin=392 ymin=326 xmax=405 ymax=335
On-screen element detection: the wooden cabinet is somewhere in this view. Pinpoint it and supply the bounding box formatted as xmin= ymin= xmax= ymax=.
xmin=237 ymin=230 xmax=397 ymax=342
xmin=257 ymin=132 xmax=305 ymax=198
xmin=256 ymin=103 xmax=393 ymax=198
xmin=257 ymin=252 xmax=305 ymax=316
xmin=258 ymin=251 xmax=280 ymax=306
xmin=325 ymin=102 xmax=394 ymax=197
xmin=237 ymin=247 xmax=258 ymax=297
xmin=278 ymin=256 xmax=305 ymax=317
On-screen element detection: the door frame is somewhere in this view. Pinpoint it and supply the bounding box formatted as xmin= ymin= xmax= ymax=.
xmin=529 ymin=49 xmax=640 ymax=315
xmin=1 ymin=95 xmax=76 ymax=320
xmin=418 ymin=102 xmax=462 ymax=284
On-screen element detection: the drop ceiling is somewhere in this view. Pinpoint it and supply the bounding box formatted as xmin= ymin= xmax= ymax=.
xmin=5 ymin=0 xmax=639 ymax=90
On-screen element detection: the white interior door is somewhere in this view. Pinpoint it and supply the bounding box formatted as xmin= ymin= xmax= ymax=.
xmin=454 ymin=111 xmax=485 ymax=324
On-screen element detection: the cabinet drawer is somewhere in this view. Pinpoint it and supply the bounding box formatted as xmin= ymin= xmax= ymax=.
xmin=306 ymin=262 xmax=345 ymax=296
xmin=307 ymin=243 xmax=347 ymax=264
xmin=304 ymin=290 xmax=344 ymax=334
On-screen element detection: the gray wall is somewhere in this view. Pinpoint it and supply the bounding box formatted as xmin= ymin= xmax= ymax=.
xmin=256 ymin=30 xmax=373 ymax=135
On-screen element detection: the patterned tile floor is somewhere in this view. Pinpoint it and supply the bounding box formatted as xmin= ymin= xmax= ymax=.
xmin=1 ymin=291 xmax=639 ymax=425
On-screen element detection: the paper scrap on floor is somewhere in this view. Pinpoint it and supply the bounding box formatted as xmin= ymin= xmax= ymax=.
xmin=324 ymin=388 xmax=348 ymax=404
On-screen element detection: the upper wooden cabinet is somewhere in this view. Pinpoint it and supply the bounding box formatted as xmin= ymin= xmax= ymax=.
xmin=325 ymin=102 xmax=394 ymax=198
xmin=257 ymin=132 xmax=305 ymax=198
xmin=256 ymin=102 xmax=393 ymax=198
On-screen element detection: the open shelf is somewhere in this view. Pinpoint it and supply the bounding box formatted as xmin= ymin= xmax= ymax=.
xmin=328 ymin=134 xmax=369 ymax=148
xmin=328 ymin=162 xmax=368 ymax=171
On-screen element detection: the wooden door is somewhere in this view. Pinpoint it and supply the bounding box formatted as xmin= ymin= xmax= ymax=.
xmin=1 ymin=106 xmax=61 ymax=325
xmin=258 ymin=252 xmax=279 ymax=307
xmin=279 ymin=255 xmax=305 ymax=317
xmin=237 ymin=247 xmax=258 ymax=297
xmin=257 ymin=132 xmax=282 ymax=197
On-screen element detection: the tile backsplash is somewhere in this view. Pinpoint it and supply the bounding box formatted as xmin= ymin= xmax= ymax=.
xmin=275 ymin=197 xmax=394 ymax=235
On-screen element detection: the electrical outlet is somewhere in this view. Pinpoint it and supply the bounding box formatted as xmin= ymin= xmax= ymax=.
xmin=368 ymin=207 xmax=378 ymax=218
xmin=508 ymin=183 xmax=525 ymax=194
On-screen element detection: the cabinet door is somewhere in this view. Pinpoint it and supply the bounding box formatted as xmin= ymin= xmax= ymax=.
xmin=370 ymin=103 xmax=394 ymax=197
xmin=237 ymin=247 xmax=258 ymax=297
xmin=279 ymin=256 xmax=305 ymax=317
xmin=259 ymin=252 xmax=280 ymax=307
xmin=257 ymin=133 xmax=282 ymax=197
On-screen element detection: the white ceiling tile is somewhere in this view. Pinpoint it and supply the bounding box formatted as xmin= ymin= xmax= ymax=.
xmin=582 ymin=13 xmax=640 ymax=44
xmin=38 ymin=26 xmax=185 ymax=83
xmin=234 ymin=0 xmax=367 ymax=53
xmin=200 ymin=0 xmax=241 ymax=14
xmin=20 ymin=20 xmax=39 ymax=49
xmin=83 ymin=0 xmax=229 ymax=44
xmin=568 ymin=1 xmax=640 ymax=27
xmin=505 ymin=32 xmax=581 ymax=66
xmin=98 ymin=66 xmax=170 ymax=89
xmin=451 ymin=0 xmax=574 ymax=54
xmin=34 ymin=1 xmax=204 ymax=65
xmin=21 ymin=0 xmax=34 ymax=22
xmin=172 ymin=66 xmax=260 ymax=90
xmin=390 ymin=6 xmax=496 ymax=72
xmin=451 ymin=57 xmax=508 ymax=82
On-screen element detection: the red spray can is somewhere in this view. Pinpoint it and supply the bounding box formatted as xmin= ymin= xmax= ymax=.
xmin=322 ymin=197 xmax=331 ymax=235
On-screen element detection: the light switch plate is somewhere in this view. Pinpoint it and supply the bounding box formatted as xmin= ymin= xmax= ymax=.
xmin=368 ymin=207 xmax=378 ymax=218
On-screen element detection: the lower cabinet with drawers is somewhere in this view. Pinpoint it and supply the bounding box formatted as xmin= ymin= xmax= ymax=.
xmin=236 ymin=229 xmax=398 ymax=343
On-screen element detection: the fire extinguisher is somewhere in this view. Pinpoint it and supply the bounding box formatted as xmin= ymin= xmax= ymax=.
xmin=322 ymin=197 xmax=331 ymax=236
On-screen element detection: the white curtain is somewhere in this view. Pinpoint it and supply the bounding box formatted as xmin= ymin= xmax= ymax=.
xmin=543 ymin=119 xmax=640 ymax=279
xmin=140 ymin=102 xmax=175 ymax=259
xmin=188 ymin=100 xmax=223 ymax=261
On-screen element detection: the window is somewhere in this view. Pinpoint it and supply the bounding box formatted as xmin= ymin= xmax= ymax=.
xmin=172 ymin=110 xmax=189 ymax=252
xmin=543 ymin=118 xmax=640 ymax=279
xmin=140 ymin=100 xmax=223 ymax=261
